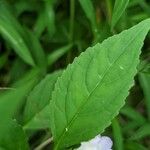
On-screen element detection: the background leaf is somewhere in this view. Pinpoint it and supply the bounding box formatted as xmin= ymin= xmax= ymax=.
xmin=0 ymin=70 xmax=39 ymax=123
xmin=23 ymin=28 xmax=47 ymax=69
xmin=0 ymin=120 xmax=29 ymax=150
xmin=111 ymin=0 xmax=130 ymax=30
xmin=78 ymin=0 xmax=98 ymax=38
xmin=23 ymin=105 xmax=51 ymax=130
xmin=48 ymin=44 xmax=72 ymax=66
xmin=0 ymin=1 xmax=35 ymax=66
xmin=23 ymin=70 xmax=62 ymax=129
xmin=139 ymin=73 xmax=150 ymax=120
xmin=112 ymin=118 xmax=123 ymax=150
xmin=130 ymin=123 xmax=150 ymax=140
xmin=125 ymin=141 xmax=148 ymax=150
xmin=121 ymin=106 xmax=146 ymax=125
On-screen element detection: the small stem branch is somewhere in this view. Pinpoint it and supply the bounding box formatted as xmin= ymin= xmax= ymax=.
xmin=34 ymin=137 xmax=53 ymax=150
xmin=0 ymin=87 xmax=15 ymax=90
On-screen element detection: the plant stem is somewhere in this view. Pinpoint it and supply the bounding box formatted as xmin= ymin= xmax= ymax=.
xmin=69 ymin=0 xmax=75 ymax=42
xmin=34 ymin=137 xmax=53 ymax=150
xmin=67 ymin=0 xmax=75 ymax=63
xmin=0 ymin=87 xmax=15 ymax=90
xmin=105 ymin=0 xmax=112 ymax=24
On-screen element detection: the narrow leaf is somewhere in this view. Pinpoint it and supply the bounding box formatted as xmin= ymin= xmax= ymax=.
xmin=0 ymin=69 xmax=39 ymax=123
xmin=125 ymin=141 xmax=147 ymax=150
xmin=78 ymin=0 xmax=97 ymax=34
xmin=0 ymin=1 xmax=35 ymax=66
xmin=130 ymin=123 xmax=150 ymax=140
xmin=50 ymin=19 xmax=150 ymax=149
xmin=121 ymin=106 xmax=146 ymax=125
xmin=0 ymin=120 xmax=29 ymax=150
xmin=111 ymin=0 xmax=130 ymax=29
xmin=139 ymin=73 xmax=150 ymax=120
xmin=45 ymin=0 xmax=56 ymax=37
xmin=23 ymin=106 xmax=51 ymax=130
xmin=48 ymin=44 xmax=72 ymax=66
xmin=123 ymin=121 xmax=140 ymax=132
xmin=34 ymin=11 xmax=46 ymax=38
xmin=112 ymin=118 xmax=123 ymax=150
xmin=23 ymin=28 xmax=47 ymax=69
xmin=23 ymin=71 xmax=62 ymax=128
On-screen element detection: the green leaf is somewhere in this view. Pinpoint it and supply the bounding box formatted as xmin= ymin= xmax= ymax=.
xmin=45 ymin=0 xmax=56 ymax=38
xmin=121 ymin=106 xmax=146 ymax=125
xmin=14 ymin=1 xmax=35 ymax=16
xmin=48 ymin=44 xmax=72 ymax=66
xmin=125 ymin=141 xmax=147 ymax=150
xmin=139 ymin=73 xmax=150 ymax=120
xmin=23 ymin=106 xmax=51 ymax=130
xmin=0 ymin=69 xmax=39 ymax=123
xmin=123 ymin=121 xmax=140 ymax=132
xmin=34 ymin=10 xmax=46 ymax=38
xmin=23 ymin=71 xmax=62 ymax=129
xmin=0 ymin=120 xmax=29 ymax=150
xmin=78 ymin=0 xmax=98 ymax=35
xmin=0 ymin=1 xmax=46 ymax=69
xmin=34 ymin=1 xmax=55 ymax=38
xmin=138 ymin=0 xmax=150 ymax=16
xmin=0 ymin=1 xmax=35 ymax=66
xmin=50 ymin=19 xmax=150 ymax=149
xmin=23 ymin=28 xmax=47 ymax=69
xmin=0 ymin=1 xmax=46 ymax=68
xmin=130 ymin=123 xmax=150 ymax=140
xmin=0 ymin=53 xmax=7 ymax=69
xmin=112 ymin=118 xmax=123 ymax=150
xmin=111 ymin=0 xmax=130 ymax=29
xmin=9 ymin=58 xmax=28 ymax=83
xmin=12 ymin=69 xmax=40 ymax=87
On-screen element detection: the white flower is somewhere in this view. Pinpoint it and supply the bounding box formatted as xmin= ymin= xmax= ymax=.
xmin=76 ymin=135 xmax=113 ymax=150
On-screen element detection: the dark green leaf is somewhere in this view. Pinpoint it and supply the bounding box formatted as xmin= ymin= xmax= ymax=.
xmin=0 ymin=69 xmax=39 ymax=123
xmin=121 ymin=106 xmax=146 ymax=125
xmin=112 ymin=118 xmax=123 ymax=150
xmin=48 ymin=44 xmax=72 ymax=66
xmin=139 ymin=73 xmax=150 ymax=120
xmin=0 ymin=1 xmax=35 ymax=66
xmin=23 ymin=70 xmax=62 ymax=129
xmin=0 ymin=120 xmax=29 ymax=150
xmin=130 ymin=123 xmax=150 ymax=140
xmin=111 ymin=0 xmax=130 ymax=29
xmin=78 ymin=0 xmax=98 ymax=36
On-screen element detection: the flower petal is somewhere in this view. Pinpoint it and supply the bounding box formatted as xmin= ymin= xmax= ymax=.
xmin=76 ymin=135 xmax=113 ymax=150
xmin=98 ymin=136 xmax=113 ymax=149
xmin=89 ymin=135 xmax=101 ymax=145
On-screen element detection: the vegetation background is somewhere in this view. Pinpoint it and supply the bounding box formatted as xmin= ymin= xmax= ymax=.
xmin=0 ymin=0 xmax=150 ymax=149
